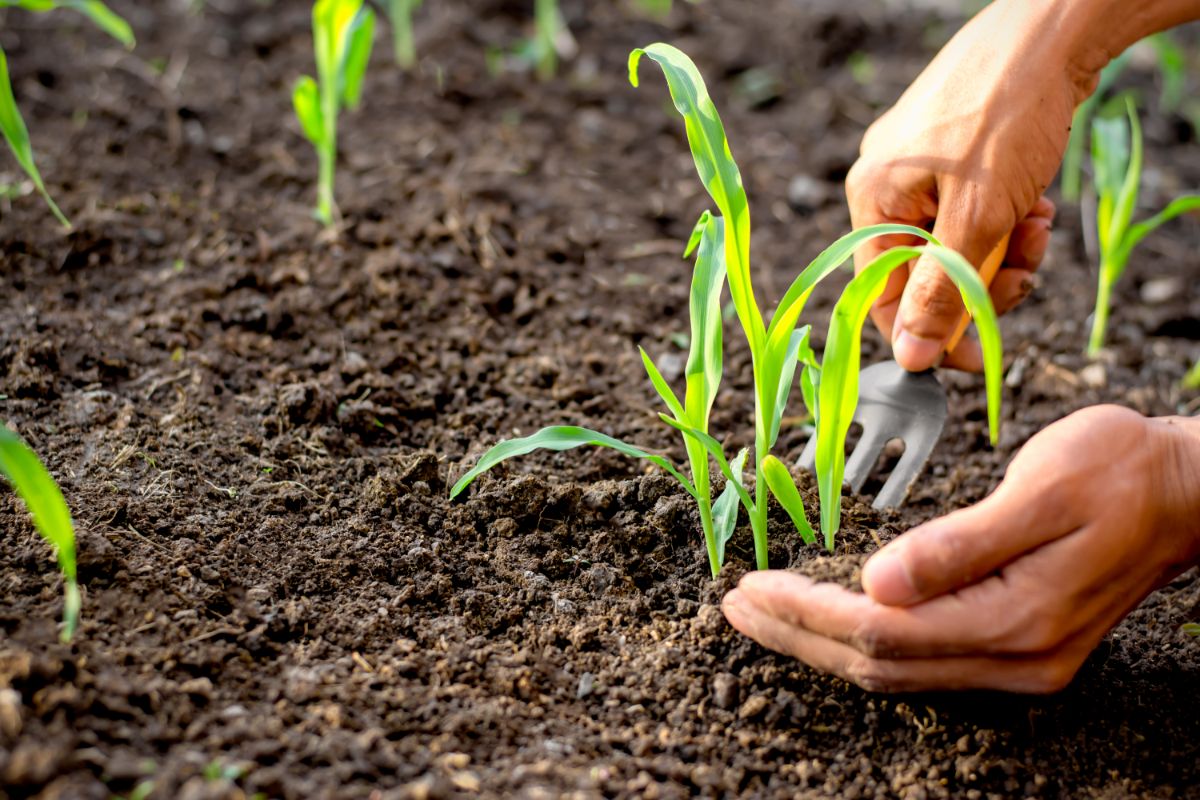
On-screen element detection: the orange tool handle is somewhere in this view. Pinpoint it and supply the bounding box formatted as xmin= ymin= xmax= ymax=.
xmin=943 ymin=233 xmax=1010 ymax=355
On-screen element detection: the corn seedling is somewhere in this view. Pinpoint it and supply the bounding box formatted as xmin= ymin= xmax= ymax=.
xmin=451 ymin=45 xmax=1002 ymax=576
xmin=533 ymin=0 xmax=560 ymax=80
xmin=1184 ymin=358 xmax=1200 ymax=390
xmin=293 ymin=0 xmax=375 ymax=226
xmin=1087 ymin=97 xmax=1200 ymax=356
xmin=1062 ymin=52 xmax=1129 ymax=203
xmin=0 ymin=428 xmax=78 ymax=641
xmin=0 ymin=0 xmax=134 ymax=227
xmin=384 ymin=0 xmax=421 ymax=70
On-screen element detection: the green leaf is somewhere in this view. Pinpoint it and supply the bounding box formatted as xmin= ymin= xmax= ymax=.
xmin=292 ymin=76 xmax=324 ymax=144
xmin=766 ymin=325 xmax=809 ymax=450
xmin=61 ymin=0 xmax=135 ymax=47
xmin=0 ymin=47 xmax=69 ymax=227
xmin=1109 ymin=96 xmax=1143 ymax=265
xmin=1091 ymin=107 xmax=1130 ymax=254
xmin=449 ymin=426 xmax=695 ymax=499
xmin=1120 ymin=194 xmax=1200 ymax=261
xmin=712 ymin=447 xmax=747 ymax=566
xmin=340 ymin=7 xmax=375 ymax=111
xmin=659 ymin=415 xmax=755 ymax=515
xmin=630 ymin=43 xmax=762 ymax=354
xmin=760 ymin=455 xmax=816 ymax=546
xmin=638 ymin=346 xmax=685 ymax=421
xmin=683 ymin=211 xmax=726 ymax=428
xmin=0 ymin=428 xmax=78 ymax=640
xmin=814 ymin=245 xmax=1003 ymax=538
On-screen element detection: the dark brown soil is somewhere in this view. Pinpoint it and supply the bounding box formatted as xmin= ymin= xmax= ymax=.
xmin=2 ymin=2 xmax=1200 ymax=798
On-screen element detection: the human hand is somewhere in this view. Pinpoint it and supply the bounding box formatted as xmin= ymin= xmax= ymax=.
xmin=846 ymin=2 xmax=1102 ymax=372
xmin=722 ymin=406 xmax=1200 ymax=692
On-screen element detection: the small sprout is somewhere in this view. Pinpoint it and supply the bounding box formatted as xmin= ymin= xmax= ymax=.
xmin=0 ymin=428 xmax=79 ymax=641
xmin=293 ymin=0 xmax=376 ymax=226
xmin=534 ymin=0 xmax=562 ymax=81
xmin=0 ymin=0 xmax=134 ymax=227
xmin=1087 ymin=97 xmax=1200 ymax=356
xmin=450 ymin=44 xmax=1003 ymax=578
xmin=385 ymin=0 xmax=422 ymax=70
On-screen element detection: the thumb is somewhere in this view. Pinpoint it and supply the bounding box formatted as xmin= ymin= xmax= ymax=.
xmin=860 ymin=476 xmax=1079 ymax=606
xmin=891 ymin=194 xmax=1009 ymax=371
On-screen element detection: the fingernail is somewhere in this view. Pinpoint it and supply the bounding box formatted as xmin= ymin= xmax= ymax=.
xmin=1019 ymin=277 xmax=1035 ymax=298
xmin=861 ymin=550 xmax=918 ymax=605
xmin=892 ymin=327 xmax=944 ymax=370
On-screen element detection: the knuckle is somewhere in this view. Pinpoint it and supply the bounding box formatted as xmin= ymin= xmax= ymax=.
xmin=906 ymin=269 xmax=966 ymax=321
xmin=1031 ymin=658 xmax=1079 ymax=694
xmin=846 ymin=657 xmax=898 ymax=693
xmin=848 ymin=614 xmax=895 ymax=659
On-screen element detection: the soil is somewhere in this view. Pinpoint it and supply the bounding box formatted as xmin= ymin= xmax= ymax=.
xmin=2 ymin=1 xmax=1200 ymax=798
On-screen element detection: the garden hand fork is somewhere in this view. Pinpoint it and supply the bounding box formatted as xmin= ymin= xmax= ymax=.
xmin=797 ymin=236 xmax=1009 ymax=509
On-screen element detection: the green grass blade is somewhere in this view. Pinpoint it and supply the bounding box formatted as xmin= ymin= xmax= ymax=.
xmin=292 ymin=76 xmax=324 ymax=144
xmin=61 ymin=0 xmax=135 ymax=46
xmin=659 ymin=415 xmax=755 ymax=514
xmin=761 ymin=455 xmax=816 ymax=546
xmin=815 ymin=245 xmax=1003 ymax=537
xmin=684 ymin=211 xmax=726 ymax=427
xmin=630 ymin=43 xmax=763 ymax=353
xmin=340 ymin=7 xmax=375 ymax=110
xmin=450 ymin=425 xmax=695 ymax=499
xmin=711 ymin=447 xmax=747 ymax=567
xmin=0 ymin=47 xmax=69 ymax=227
xmin=0 ymin=429 xmax=78 ymax=640
xmin=639 ymin=346 xmax=685 ymax=421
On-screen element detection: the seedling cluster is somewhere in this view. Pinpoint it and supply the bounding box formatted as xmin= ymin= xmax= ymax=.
xmin=1086 ymin=97 xmax=1200 ymax=355
xmin=451 ymin=44 xmax=1004 ymax=577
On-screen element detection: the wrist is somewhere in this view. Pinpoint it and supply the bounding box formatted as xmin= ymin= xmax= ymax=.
xmin=1150 ymin=414 xmax=1200 ymax=565
xmin=997 ymin=0 xmax=1200 ymax=106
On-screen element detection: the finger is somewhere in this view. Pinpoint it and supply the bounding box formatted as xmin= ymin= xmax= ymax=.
xmin=891 ymin=188 xmax=1012 ymax=371
xmin=862 ymin=477 xmax=1084 ymax=607
xmin=1005 ymin=214 xmax=1053 ymax=274
xmin=989 ymin=268 xmax=1037 ymax=316
xmin=722 ymin=584 xmax=1089 ymax=693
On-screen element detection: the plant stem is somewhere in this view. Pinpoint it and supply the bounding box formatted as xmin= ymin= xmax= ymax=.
xmin=317 ymin=73 xmax=338 ymax=226
xmin=750 ymin=386 xmax=770 ymax=570
xmin=317 ymin=145 xmax=335 ymax=226
xmin=391 ymin=2 xmax=415 ymax=69
xmin=1088 ymin=269 xmax=1113 ymax=356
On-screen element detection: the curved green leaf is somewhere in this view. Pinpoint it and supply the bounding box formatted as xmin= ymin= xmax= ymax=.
xmin=62 ymin=0 xmax=135 ymax=47
xmin=0 ymin=47 xmax=69 ymax=227
xmin=639 ymin=346 xmax=685 ymax=422
xmin=630 ymin=43 xmax=762 ymax=354
xmin=341 ymin=7 xmax=375 ymax=110
xmin=815 ymin=245 xmax=1003 ymax=537
xmin=684 ymin=211 xmax=726 ymax=428
xmin=712 ymin=447 xmax=747 ymax=566
xmin=1121 ymin=195 xmax=1200 ymax=260
xmin=659 ymin=415 xmax=755 ymax=515
xmin=450 ymin=426 xmax=695 ymax=499
xmin=761 ymin=455 xmax=816 ymax=546
xmin=0 ymin=429 xmax=78 ymax=640
xmin=292 ymin=76 xmax=324 ymax=144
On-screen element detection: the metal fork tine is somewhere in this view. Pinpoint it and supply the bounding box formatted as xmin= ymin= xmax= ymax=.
xmin=793 ymin=361 xmax=949 ymax=510
xmin=843 ymin=423 xmax=887 ymax=494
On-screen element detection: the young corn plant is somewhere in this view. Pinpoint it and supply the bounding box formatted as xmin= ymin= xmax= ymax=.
xmin=384 ymin=0 xmax=421 ymax=70
xmin=0 ymin=429 xmax=79 ymax=641
xmin=451 ymin=44 xmax=1002 ymax=574
xmin=293 ymin=0 xmax=375 ymax=226
xmin=1087 ymin=97 xmax=1200 ymax=356
xmin=533 ymin=0 xmax=560 ymax=81
xmin=0 ymin=0 xmax=134 ymax=227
